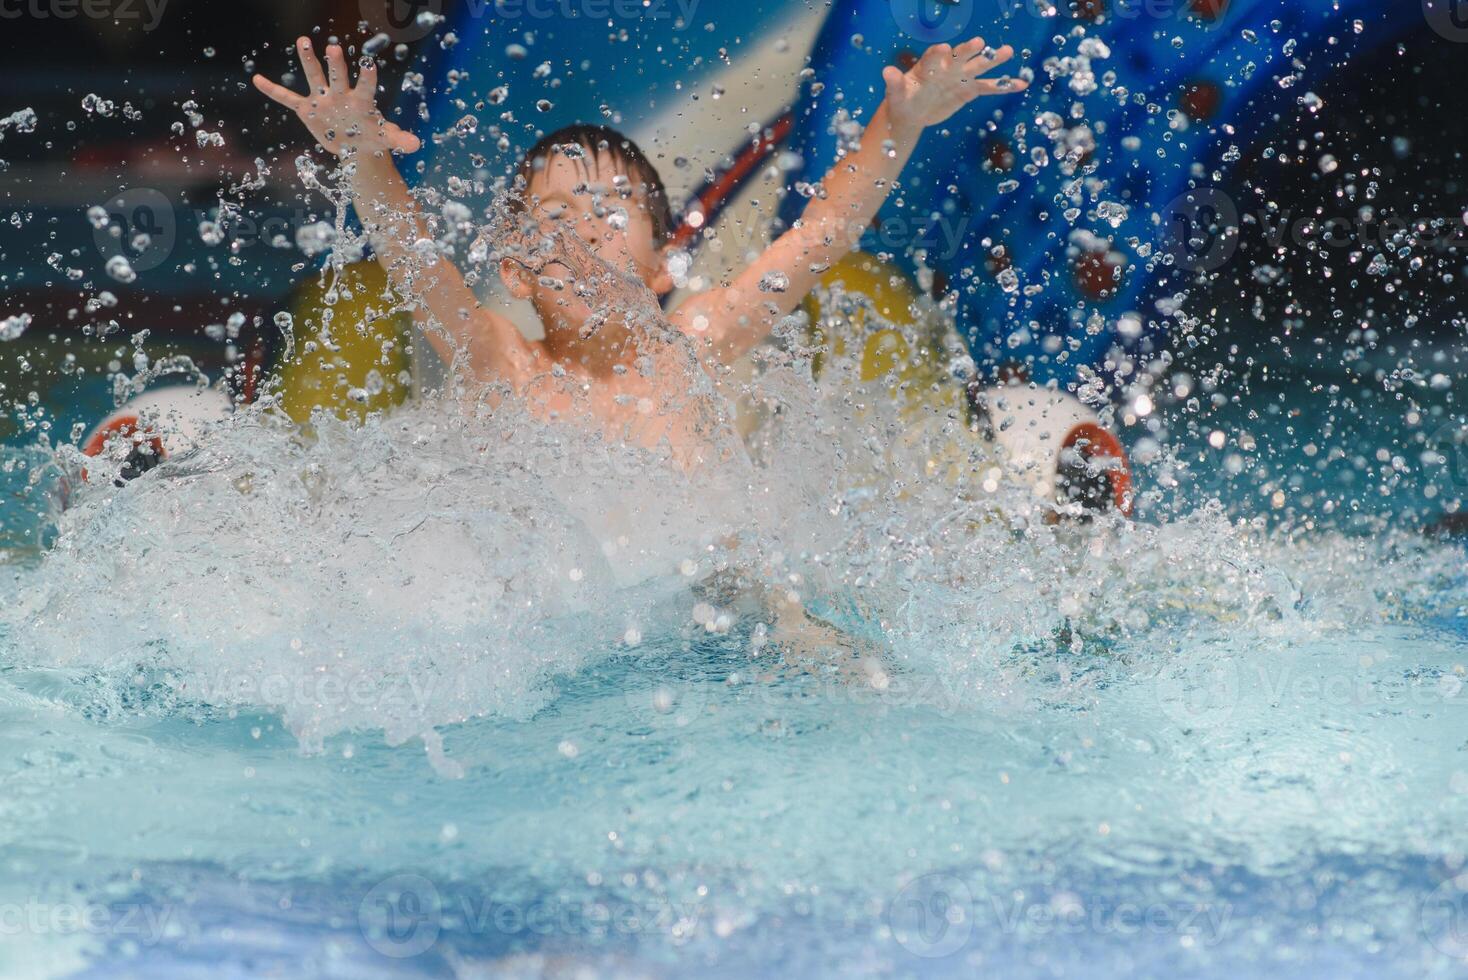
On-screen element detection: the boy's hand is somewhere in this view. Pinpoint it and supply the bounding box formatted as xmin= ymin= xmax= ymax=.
xmin=253 ymin=37 xmax=421 ymax=158
xmin=673 ymin=36 xmax=1027 ymax=365
xmin=880 ymin=38 xmax=1027 ymax=136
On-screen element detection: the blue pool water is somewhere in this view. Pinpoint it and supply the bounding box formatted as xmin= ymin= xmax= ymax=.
xmin=1 ymin=334 xmax=1466 ymax=979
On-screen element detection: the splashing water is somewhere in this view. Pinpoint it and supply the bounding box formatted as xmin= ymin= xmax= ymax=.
xmin=3 ymin=59 xmax=1468 ymax=979
xmin=2 ymin=276 xmax=1466 ymax=976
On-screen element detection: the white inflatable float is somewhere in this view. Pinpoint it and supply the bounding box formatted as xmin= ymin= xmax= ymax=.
xmin=80 ymin=384 xmax=234 ymax=485
xmin=970 ymin=382 xmax=1133 ymax=518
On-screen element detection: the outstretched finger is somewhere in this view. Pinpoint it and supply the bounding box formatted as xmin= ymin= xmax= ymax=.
xmin=353 ymin=56 xmax=379 ymax=102
xmin=325 ymin=43 xmax=350 ymax=93
xmin=295 ymin=36 xmax=329 ymax=95
xmin=976 ymin=76 xmax=1029 ymax=95
xmin=968 ymin=44 xmax=1015 ymax=74
xmin=953 ymin=36 xmax=988 ymax=61
xmin=918 ymin=42 xmax=953 ymax=68
xmin=383 ymin=122 xmax=422 ymax=154
xmin=881 ymin=64 xmax=905 ymax=97
xmin=252 ymin=74 xmax=304 ymax=110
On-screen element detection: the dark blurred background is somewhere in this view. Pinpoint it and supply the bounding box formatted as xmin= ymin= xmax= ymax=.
xmin=3 ymin=0 xmax=417 ymax=368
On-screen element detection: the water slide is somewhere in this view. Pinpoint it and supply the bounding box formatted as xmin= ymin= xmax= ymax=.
xmin=780 ymin=0 xmax=1430 ymax=386
xmin=387 ymin=0 xmax=1428 ymax=392
xmin=89 ymin=0 xmax=1438 ymax=515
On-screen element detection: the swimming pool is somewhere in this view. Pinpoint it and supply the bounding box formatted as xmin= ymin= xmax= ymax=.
xmin=1 ymin=328 xmax=1465 ymax=979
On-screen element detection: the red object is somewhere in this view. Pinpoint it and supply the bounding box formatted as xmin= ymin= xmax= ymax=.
xmin=1074 ymin=0 xmax=1106 ymax=21
xmin=1066 ymin=422 xmax=1134 ymax=516
xmin=1180 ymin=80 xmax=1223 ymax=122
xmin=668 ymin=113 xmax=795 ymax=250
xmin=1074 ymin=248 xmax=1127 ymax=300
xmin=986 ymin=243 xmax=1013 ymax=277
xmin=1190 ymin=0 xmax=1230 ymax=22
xmin=80 ymin=414 xmax=165 ymax=484
xmin=987 ymin=138 xmax=1016 ymax=172
xmin=241 ymin=337 xmax=266 ymax=405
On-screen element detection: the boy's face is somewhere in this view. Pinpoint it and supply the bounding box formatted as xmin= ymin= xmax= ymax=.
xmin=501 ymin=150 xmax=673 ymax=340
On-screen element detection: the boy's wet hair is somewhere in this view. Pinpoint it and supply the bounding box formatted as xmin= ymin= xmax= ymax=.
xmin=513 ymin=124 xmax=674 ymax=245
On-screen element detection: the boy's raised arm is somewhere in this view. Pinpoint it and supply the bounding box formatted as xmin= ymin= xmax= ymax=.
xmin=254 ymin=38 xmax=537 ymax=385
xmin=671 ymin=38 xmax=1027 ymax=364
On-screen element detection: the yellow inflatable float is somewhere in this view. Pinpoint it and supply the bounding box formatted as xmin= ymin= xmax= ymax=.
xmin=800 ymin=251 xmax=960 ymax=416
xmin=801 ymin=252 xmax=1132 ymax=517
xmin=271 ymin=260 xmax=416 ymax=425
xmin=265 ymin=252 xmax=1131 ymax=517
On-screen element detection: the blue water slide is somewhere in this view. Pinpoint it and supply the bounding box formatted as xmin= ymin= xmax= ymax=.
xmin=777 ymin=0 xmax=1429 ymax=386
xmin=400 ymin=0 xmax=815 ymax=193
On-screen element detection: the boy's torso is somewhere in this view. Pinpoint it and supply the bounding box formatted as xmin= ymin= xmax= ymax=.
xmin=519 ymin=340 xmax=734 ymax=470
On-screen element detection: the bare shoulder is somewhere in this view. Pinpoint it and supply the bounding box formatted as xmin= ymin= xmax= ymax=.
xmin=460 ymin=306 xmax=544 ymax=388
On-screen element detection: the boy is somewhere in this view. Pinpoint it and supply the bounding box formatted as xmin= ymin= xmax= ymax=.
xmin=253 ymin=35 xmax=1027 ymax=468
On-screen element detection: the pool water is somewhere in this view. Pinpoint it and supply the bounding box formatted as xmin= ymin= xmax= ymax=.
xmin=1 ymin=330 xmax=1466 ymax=979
